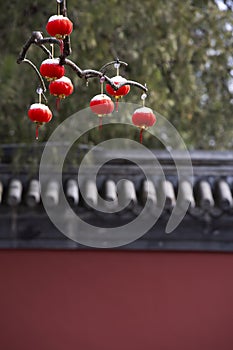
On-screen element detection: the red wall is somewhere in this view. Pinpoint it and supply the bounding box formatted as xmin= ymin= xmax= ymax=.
xmin=0 ymin=250 xmax=233 ymax=350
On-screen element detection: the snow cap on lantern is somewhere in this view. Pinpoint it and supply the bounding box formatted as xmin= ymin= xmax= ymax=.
xmin=46 ymin=15 xmax=73 ymax=39
xmin=49 ymin=76 xmax=74 ymax=98
xmin=90 ymin=94 xmax=114 ymax=116
xmin=132 ymin=107 xmax=156 ymax=143
xmin=28 ymin=103 xmax=53 ymax=139
xmin=106 ymin=75 xmax=130 ymax=98
xmin=40 ymin=58 xmax=65 ymax=81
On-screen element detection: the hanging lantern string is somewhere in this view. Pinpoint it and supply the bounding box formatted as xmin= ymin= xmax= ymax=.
xmin=37 ymin=89 xmax=42 ymax=104
xmin=139 ymin=88 xmax=148 ymax=143
xmin=141 ymin=91 xmax=147 ymax=107
xmin=115 ymin=62 xmax=120 ymax=76
xmin=99 ymin=77 xmax=105 ymax=131
xmin=57 ymin=0 xmax=61 ymax=15
xmin=50 ymin=44 xmax=54 ymax=58
xmin=100 ymin=76 xmax=105 ymax=94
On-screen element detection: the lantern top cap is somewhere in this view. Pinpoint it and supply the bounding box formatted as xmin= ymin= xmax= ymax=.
xmin=41 ymin=58 xmax=61 ymax=64
xmin=91 ymin=94 xmax=112 ymax=101
xmin=48 ymin=15 xmax=70 ymax=22
xmin=110 ymin=75 xmax=128 ymax=83
xmin=29 ymin=103 xmax=50 ymax=110
xmin=134 ymin=107 xmax=154 ymax=114
xmin=51 ymin=76 xmax=72 ymax=83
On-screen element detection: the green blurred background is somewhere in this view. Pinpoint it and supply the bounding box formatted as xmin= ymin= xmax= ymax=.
xmin=1 ymin=0 xmax=233 ymax=150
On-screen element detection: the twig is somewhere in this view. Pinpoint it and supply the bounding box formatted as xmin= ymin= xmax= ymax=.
xmin=22 ymin=59 xmax=46 ymax=93
xmin=99 ymin=60 xmax=128 ymax=73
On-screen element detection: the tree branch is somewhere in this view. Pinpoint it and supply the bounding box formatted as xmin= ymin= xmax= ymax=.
xmin=17 ymin=28 xmax=148 ymax=95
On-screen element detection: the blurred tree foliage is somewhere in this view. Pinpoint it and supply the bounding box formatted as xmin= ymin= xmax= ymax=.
xmin=0 ymin=0 xmax=232 ymax=149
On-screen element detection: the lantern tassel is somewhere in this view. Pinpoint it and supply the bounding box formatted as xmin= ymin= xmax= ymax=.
xmin=59 ymin=39 xmax=64 ymax=55
xmin=35 ymin=123 xmax=40 ymax=140
xmin=139 ymin=128 xmax=144 ymax=144
xmin=99 ymin=116 xmax=103 ymax=130
xmin=56 ymin=97 xmax=61 ymax=111
xmin=115 ymin=99 xmax=119 ymax=112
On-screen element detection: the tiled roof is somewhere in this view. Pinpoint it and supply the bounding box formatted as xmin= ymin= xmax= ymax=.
xmin=2 ymin=177 xmax=233 ymax=213
xmin=0 ymin=149 xmax=233 ymax=251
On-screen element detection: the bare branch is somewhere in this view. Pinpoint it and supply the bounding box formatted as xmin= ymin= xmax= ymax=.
xmin=17 ymin=32 xmax=60 ymax=63
xmin=64 ymin=59 xmax=83 ymax=78
xmin=117 ymin=80 xmax=148 ymax=93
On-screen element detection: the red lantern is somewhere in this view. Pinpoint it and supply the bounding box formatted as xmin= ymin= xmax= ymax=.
xmin=106 ymin=75 xmax=130 ymax=111
xmin=90 ymin=94 xmax=114 ymax=129
xmin=28 ymin=103 xmax=53 ymax=140
xmin=46 ymin=15 xmax=73 ymax=39
xmin=132 ymin=107 xmax=156 ymax=143
xmin=40 ymin=58 xmax=65 ymax=81
xmin=49 ymin=76 xmax=74 ymax=109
